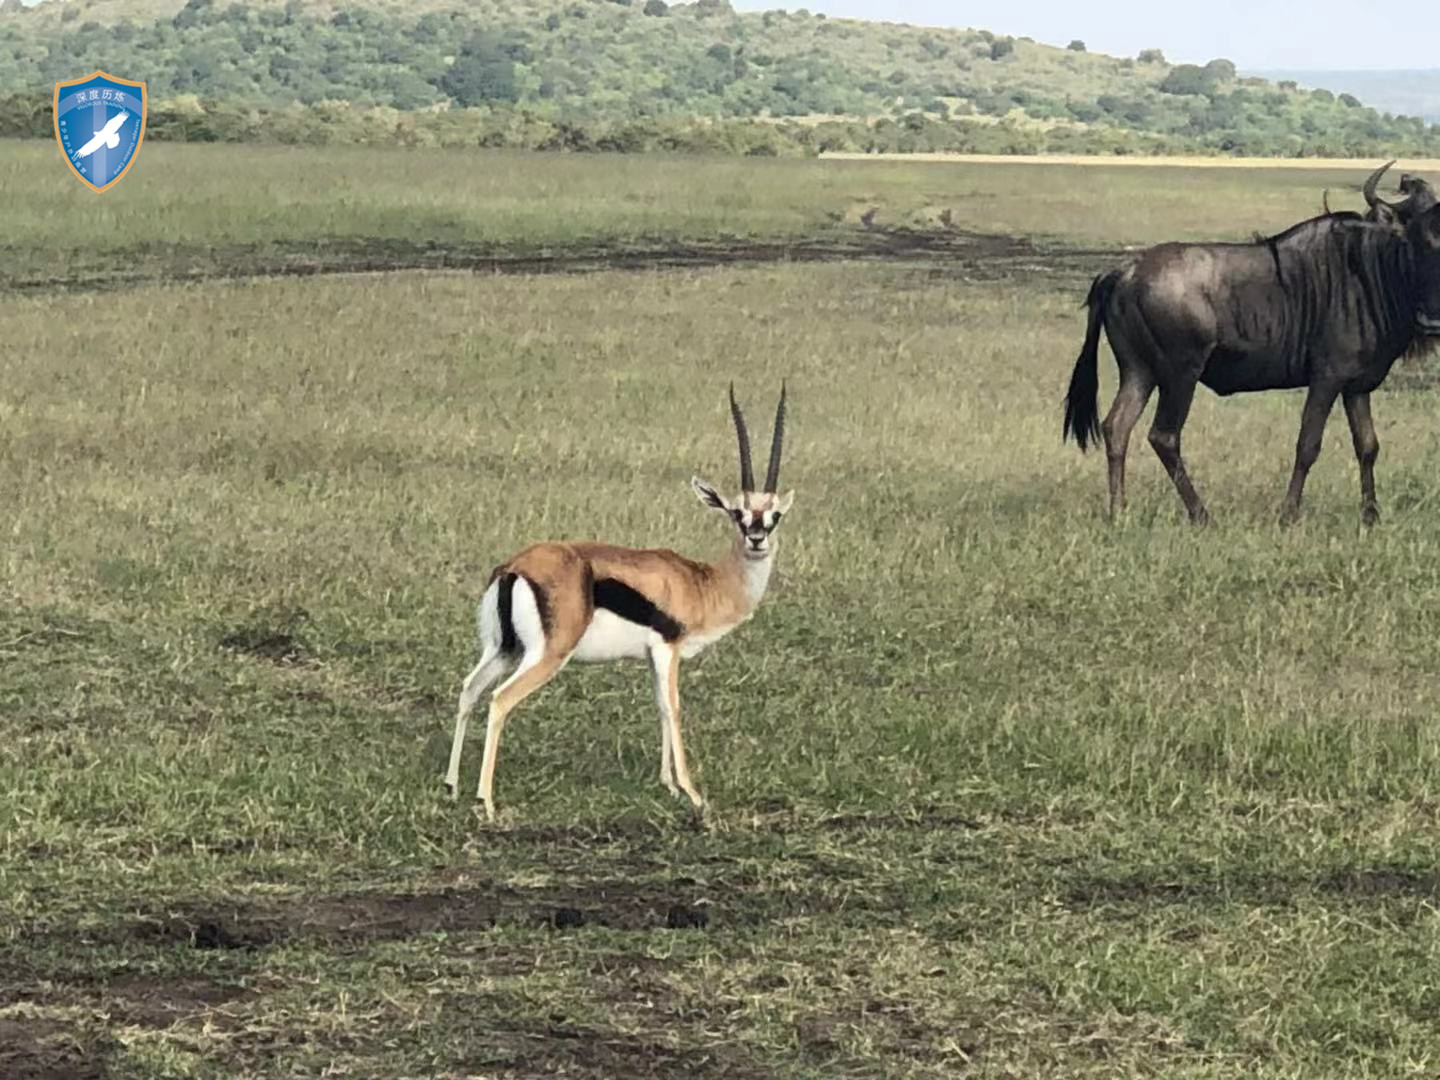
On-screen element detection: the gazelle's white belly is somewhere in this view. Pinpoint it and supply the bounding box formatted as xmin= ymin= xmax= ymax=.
xmin=571 ymin=610 xmax=658 ymax=662
xmin=679 ymin=619 xmax=744 ymax=658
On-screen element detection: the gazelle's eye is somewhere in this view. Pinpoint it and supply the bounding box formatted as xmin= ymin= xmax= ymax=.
xmin=731 ymin=509 xmax=744 ymax=522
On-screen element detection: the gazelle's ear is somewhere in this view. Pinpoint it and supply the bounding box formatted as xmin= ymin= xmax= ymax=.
xmin=691 ymin=476 xmax=732 ymax=512
xmin=775 ymin=490 xmax=795 ymax=515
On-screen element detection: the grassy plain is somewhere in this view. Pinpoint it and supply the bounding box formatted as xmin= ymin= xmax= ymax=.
xmin=0 ymin=140 xmax=1417 ymax=287
xmin=6 ymin=147 xmax=1440 ymax=1077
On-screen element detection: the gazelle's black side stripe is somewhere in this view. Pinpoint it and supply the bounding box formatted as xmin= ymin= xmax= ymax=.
xmin=593 ymin=578 xmax=685 ymax=642
xmin=496 ymin=572 xmax=519 ymax=655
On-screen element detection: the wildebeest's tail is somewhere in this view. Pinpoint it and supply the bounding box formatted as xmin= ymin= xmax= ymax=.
xmin=1063 ymin=269 xmax=1120 ymax=452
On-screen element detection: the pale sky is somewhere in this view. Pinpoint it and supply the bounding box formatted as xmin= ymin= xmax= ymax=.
xmin=732 ymin=0 xmax=1437 ymax=71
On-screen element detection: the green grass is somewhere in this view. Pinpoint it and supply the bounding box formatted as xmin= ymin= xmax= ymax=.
xmin=0 ymin=141 xmax=1409 ymax=288
xmin=6 ymin=148 xmax=1440 ymax=1076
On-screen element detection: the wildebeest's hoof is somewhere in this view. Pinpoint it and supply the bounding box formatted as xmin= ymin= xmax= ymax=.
xmin=1361 ymin=505 xmax=1381 ymax=527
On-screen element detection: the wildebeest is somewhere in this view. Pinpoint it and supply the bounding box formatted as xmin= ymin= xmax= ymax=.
xmin=1363 ymin=160 xmax=1437 ymax=227
xmin=1063 ymin=201 xmax=1440 ymax=525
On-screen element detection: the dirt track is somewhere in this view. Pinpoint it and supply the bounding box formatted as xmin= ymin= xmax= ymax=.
xmin=2 ymin=228 xmax=1118 ymax=296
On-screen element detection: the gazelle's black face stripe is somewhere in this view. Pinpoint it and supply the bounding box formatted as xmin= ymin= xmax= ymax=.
xmin=732 ymin=509 xmax=780 ymax=539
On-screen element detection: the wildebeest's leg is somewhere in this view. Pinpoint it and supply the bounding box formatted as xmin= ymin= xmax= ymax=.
xmin=1342 ymin=391 xmax=1381 ymax=526
xmin=1280 ymin=382 xmax=1342 ymax=525
xmin=1101 ymin=373 xmax=1155 ymax=519
xmin=1147 ymin=375 xmax=1209 ymax=525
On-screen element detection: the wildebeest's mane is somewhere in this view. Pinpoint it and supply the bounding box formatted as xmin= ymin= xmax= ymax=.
xmin=1252 ymin=210 xmax=1365 ymax=247
xmin=1266 ymin=212 xmax=1401 ymax=285
xmin=1240 ymin=213 xmax=1348 ymax=290
xmin=1242 ymin=212 xmax=1369 ymax=283
xmin=1258 ymin=211 xmax=1432 ymax=357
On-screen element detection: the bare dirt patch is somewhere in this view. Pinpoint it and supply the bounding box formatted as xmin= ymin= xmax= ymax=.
xmin=0 ymin=1017 xmax=112 ymax=1080
xmin=1 ymin=972 xmax=254 ymax=1032
xmin=129 ymin=878 xmax=717 ymax=950
xmin=473 ymin=1024 xmax=772 ymax=1079
xmin=217 ymin=605 xmax=314 ymax=666
xmin=99 ymin=973 xmax=251 ymax=1028
xmin=812 ymin=809 xmax=985 ymax=833
xmin=796 ymin=1000 xmax=962 ymax=1065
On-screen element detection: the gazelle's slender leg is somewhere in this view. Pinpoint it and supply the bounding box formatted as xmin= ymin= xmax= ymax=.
xmin=446 ymin=649 xmax=511 ymax=798
xmin=660 ymin=714 xmax=676 ymax=795
xmin=650 ymin=643 xmax=703 ymax=809
xmin=476 ymin=647 xmax=569 ymax=821
xmin=650 ymin=644 xmax=679 ymax=796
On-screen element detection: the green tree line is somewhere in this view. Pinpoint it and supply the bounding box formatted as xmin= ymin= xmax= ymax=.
xmin=2 ymin=0 xmax=1437 ymax=156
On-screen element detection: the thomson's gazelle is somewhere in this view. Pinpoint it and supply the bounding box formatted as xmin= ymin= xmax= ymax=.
xmin=446 ymin=385 xmax=794 ymax=820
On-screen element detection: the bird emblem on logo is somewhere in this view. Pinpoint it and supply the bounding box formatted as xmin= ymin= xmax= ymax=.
xmin=74 ymin=111 xmax=130 ymax=159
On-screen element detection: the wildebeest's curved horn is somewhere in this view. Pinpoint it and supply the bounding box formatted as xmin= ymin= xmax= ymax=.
xmin=1322 ymin=189 xmax=1332 ymax=215
xmin=763 ymin=381 xmax=786 ymax=494
xmin=729 ymin=382 xmax=755 ymax=492
xmin=1363 ymin=160 xmax=1398 ymax=209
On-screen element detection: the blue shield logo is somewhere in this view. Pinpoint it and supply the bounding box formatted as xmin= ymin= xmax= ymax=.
xmin=53 ymin=71 xmax=147 ymax=193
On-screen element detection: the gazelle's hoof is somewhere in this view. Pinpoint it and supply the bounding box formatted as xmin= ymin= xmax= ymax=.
xmin=684 ymin=799 xmax=714 ymax=832
xmin=443 ymin=780 xmax=458 ymax=801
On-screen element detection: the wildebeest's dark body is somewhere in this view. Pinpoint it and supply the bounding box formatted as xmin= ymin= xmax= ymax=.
xmin=1064 ymin=201 xmax=1440 ymax=525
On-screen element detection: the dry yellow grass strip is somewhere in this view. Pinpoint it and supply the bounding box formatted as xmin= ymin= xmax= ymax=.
xmin=821 ymin=152 xmax=1440 ymax=171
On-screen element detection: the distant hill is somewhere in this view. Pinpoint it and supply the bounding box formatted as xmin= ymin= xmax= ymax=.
xmin=1253 ymin=69 xmax=1440 ymax=124
xmin=3 ymin=0 xmax=1438 ymax=156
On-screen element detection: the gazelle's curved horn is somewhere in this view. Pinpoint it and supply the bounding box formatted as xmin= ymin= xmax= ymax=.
xmin=729 ymin=383 xmax=755 ymax=492
xmin=1363 ymin=160 xmax=1399 ymax=210
xmin=763 ymin=381 xmax=787 ymax=494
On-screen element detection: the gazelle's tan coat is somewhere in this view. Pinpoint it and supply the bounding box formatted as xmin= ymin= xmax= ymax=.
xmin=502 ymin=536 xmax=761 ymax=648
xmin=444 ymin=388 xmax=793 ymax=820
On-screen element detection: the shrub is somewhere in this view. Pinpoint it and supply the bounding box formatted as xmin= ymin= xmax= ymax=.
xmin=1159 ymin=65 xmax=1215 ymax=97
